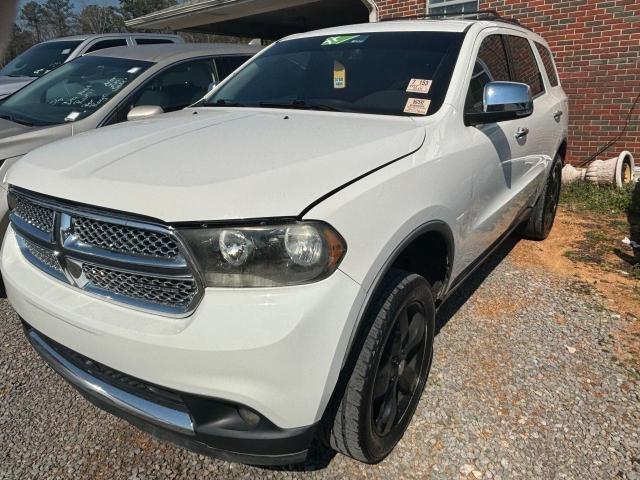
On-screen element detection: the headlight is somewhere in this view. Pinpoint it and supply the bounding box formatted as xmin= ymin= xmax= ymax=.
xmin=179 ymin=221 xmax=346 ymax=288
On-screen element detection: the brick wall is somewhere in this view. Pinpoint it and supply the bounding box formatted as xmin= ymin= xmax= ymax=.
xmin=376 ymin=0 xmax=426 ymax=20
xmin=376 ymin=0 xmax=640 ymax=164
xmin=480 ymin=0 xmax=640 ymax=164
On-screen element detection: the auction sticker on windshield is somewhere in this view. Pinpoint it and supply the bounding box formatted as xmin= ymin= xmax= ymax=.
xmin=407 ymin=79 xmax=432 ymax=94
xmin=322 ymin=35 xmax=368 ymax=46
xmin=404 ymin=98 xmax=430 ymax=115
xmin=334 ymin=61 xmax=346 ymax=89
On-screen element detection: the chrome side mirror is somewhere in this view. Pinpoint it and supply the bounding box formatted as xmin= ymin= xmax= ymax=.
xmin=127 ymin=105 xmax=164 ymax=121
xmin=465 ymin=81 xmax=533 ymax=126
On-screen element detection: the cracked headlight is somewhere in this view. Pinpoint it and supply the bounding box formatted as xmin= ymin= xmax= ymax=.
xmin=179 ymin=221 xmax=346 ymax=288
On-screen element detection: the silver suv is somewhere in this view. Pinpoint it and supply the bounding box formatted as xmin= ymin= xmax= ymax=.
xmin=0 ymin=33 xmax=183 ymax=99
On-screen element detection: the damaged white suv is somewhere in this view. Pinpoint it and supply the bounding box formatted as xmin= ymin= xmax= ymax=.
xmin=3 ymin=18 xmax=567 ymax=465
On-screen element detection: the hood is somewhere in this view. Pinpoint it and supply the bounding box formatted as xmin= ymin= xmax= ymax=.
xmin=8 ymin=108 xmax=425 ymax=222
xmin=0 ymin=76 xmax=34 ymax=98
xmin=0 ymin=119 xmax=70 ymax=164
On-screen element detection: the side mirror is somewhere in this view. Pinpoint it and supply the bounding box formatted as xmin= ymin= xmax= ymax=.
xmin=465 ymin=81 xmax=533 ymax=126
xmin=127 ymin=105 xmax=164 ymax=121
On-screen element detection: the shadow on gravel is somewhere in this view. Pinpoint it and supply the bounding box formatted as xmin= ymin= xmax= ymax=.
xmin=436 ymin=234 xmax=520 ymax=333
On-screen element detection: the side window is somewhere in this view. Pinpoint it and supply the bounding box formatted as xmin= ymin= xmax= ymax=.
xmin=534 ymin=42 xmax=559 ymax=87
xmin=214 ymin=56 xmax=251 ymax=81
xmin=135 ymin=38 xmax=175 ymax=45
xmin=85 ymin=38 xmax=128 ymax=53
xmin=465 ymin=35 xmax=510 ymax=113
xmin=504 ymin=36 xmax=545 ymax=97
xmin=107 ymin=58 xmax=216 ymax=125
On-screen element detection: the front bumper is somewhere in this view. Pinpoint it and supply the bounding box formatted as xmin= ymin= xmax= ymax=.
xmin=2 ymin=226 xmax=365 ymax=463
xmin=23 ymin=323 xmax=315 ymax=465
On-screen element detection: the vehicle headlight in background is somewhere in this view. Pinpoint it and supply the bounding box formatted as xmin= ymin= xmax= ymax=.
xmin=179 ymin=221 xmax=346 ymax=288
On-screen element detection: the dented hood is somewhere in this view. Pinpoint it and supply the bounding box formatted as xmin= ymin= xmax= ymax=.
xmin=8 ymin=108 xmax=425 ymax=222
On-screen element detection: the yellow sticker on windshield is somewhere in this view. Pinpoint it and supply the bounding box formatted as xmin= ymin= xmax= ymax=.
xmin=407 ymin=79 xmax=432 ymax=94
xmin=404 ymin=98 xmax=431 ymax=115
xmin=334 ymin=61 xmax=346 ymax=89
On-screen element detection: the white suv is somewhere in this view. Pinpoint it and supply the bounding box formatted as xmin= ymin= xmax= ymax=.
xmin=2 ymin=18 xmax=567 ymax=465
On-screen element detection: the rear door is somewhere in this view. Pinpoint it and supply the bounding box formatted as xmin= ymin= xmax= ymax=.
xmin=503 ymin=33 xmax=552 ymax=202
xmin=533 ymin=41 xmax=569 ymax=160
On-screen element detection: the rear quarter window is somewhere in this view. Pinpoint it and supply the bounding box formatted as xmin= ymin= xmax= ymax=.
xmin=534 ymin=42 xmax=559 ymax=87
xmin=504 ymin=35 xmax=545 ymax=97
xmin=136 ymin=38 xmax=176 ymax=45
xmin=86 ymin=38 xmax=128 ymax=53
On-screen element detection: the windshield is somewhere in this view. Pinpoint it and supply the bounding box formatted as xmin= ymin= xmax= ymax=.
xmin=204 ymin=32 xmax=465 ymax=116
xmin=0 ymin=40 xmax=83 ymax=78
xmin=0 ymin=56 xmax=151 ymax=126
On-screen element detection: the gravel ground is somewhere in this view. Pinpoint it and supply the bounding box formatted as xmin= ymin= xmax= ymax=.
xmin=1 ymin=239 xmax=639 ymax=480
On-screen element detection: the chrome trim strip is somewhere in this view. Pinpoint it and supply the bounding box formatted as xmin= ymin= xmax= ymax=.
xmin=8 ymin=187 xmax=205 ymax=318
xmin=27 ymin=329 xmax=195 ymax=436
xmin=15 ymin=234 xmax=68 ymax=283
xmin=9 ymin=212 xmax=53 ymax=244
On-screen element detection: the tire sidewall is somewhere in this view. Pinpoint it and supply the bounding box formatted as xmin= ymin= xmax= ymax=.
xmin=360 ymin=274 xmax=435 ymax=462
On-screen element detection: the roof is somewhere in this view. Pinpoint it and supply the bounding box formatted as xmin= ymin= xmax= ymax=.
xmin=41 ymin=33 xmax=182 ymax=43
xmin=85 ymin=43 xmax=262 ymax=63
xmin=284 ymin=18 xmax=540 ymax=41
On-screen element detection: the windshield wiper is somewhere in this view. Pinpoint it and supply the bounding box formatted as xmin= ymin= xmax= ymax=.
xmin=208 ymin=99 xmax=247 ymax=107
xmin=258 ymin=100 xmax=341 ymax=112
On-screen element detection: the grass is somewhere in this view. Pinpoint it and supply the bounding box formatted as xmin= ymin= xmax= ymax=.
xmin=560 ymin=181 xmax=638 ymax=215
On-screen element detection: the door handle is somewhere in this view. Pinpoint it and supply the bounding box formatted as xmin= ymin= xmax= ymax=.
xmin=515 ymin=127 xmax=529 ymax=140
xmin=553 ymin=110 xmax=563 ymax=120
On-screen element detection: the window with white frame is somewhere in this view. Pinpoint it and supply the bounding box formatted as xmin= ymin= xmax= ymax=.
xmin=428 ymin=0 xmax=479 ymax=15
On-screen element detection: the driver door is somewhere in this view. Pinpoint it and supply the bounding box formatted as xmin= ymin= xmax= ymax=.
xmin=464 ymin=32 xmax=544 ymax=261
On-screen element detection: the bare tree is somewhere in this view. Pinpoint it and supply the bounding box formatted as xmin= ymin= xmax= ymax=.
xmin=78 ymin=4 xmax=125 ymax=34
xmin=43 ymin=0 xmax=78 ymax=38
xmin=19 ymin=1 xmax=46 ymax=42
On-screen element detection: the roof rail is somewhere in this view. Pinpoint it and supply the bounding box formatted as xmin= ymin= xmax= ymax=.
xmin=380 ymin=9 xmax=526 ymax=28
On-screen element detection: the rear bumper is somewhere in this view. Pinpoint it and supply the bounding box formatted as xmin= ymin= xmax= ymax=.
xmin=24 ymin=323 xmax=316 ymax=466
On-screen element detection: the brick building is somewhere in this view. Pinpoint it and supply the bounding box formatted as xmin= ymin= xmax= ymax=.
xmin=129 ymin=0 xmax=640 ymax=164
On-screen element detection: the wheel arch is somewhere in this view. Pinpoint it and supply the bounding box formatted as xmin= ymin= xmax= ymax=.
xmin=317 ymin=220 xmax=454 ymax=434
xmin=557 ymin=138 xmax=568 ymax=164
xmin=346 ymin=220 xmax=454 ymax=360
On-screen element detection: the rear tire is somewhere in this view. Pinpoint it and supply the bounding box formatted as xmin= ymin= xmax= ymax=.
xmin=519 ymin=154 xmax=562 ymax=241
xmin=325 ymin=269 xmax=435 ymax=463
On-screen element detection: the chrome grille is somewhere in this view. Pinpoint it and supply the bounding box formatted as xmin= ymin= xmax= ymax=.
xmin=13 ymin=197 xmax=54 ymax=233
xmin=83 ymin=264 xmax=198 ymax=308
xmin=73 ymin=216 xmax=179 ymax=259
xmin=23 ymin=237 xmax=62 ymax=272
xmin=9 ymin=188 xmax=203 ymax=317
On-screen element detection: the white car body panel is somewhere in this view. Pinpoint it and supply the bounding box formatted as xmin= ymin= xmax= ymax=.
xmin=2 ymin=19 xmax=569 ymax=453
xmin=6 ymin=109 xmax=425 ymax=221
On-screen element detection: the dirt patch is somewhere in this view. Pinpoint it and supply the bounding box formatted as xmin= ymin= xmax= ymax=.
xmin=511 ymin=207 xmax=640 ymax=319
xmin=511 ymin=206 xmax=640 ymax=375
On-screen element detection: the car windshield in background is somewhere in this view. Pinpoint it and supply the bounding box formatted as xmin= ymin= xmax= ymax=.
xmin=204 ymin=32 xmax=465 ymax=116
xmin=0 ymin=56 xmax=152 ymax=127
xmin=0 ymin=40 xmax=83 ymax=78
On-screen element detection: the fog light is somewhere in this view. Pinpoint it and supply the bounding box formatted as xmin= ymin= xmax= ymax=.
xmin=238 ymin=406 xmax=260 ymax=427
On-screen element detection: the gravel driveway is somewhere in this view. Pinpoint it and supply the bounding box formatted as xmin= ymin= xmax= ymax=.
xmin=1 ymin=238 xmax=639 ymax=480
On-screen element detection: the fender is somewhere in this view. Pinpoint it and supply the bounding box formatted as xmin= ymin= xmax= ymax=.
xmin=342 ymin=219 xmax=455 ymax=367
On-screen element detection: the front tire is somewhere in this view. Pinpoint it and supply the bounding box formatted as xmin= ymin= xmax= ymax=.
xmin=325 ymin=269 xmax=435 ymax=463
xmin=519 ymin=154 xmax=562 ymax=240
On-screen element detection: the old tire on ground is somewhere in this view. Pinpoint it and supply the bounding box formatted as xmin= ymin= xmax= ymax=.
xmin=520 ymin=154 xmax=563 ymax=241
xmin=325 ymin=269 xmax=435 ymax=463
